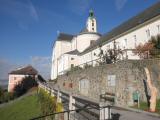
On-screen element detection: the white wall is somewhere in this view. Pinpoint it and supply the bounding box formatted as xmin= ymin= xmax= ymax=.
xmin=76 ymin=33 xmax=100 ymax=52
xmin=71 ymin=37 xmax=77 ymax=50
xmin=51 ymin=40 xmax=72 ymax=80
xmin=79 ymin=17 xmax=160 ymax=66
xmin=87 ymin=18 xmax=97 ymax=32
xmin=8 ymin=74 xmax=26 ymax=92
xmin=57 ymin=54 xmax=79 ymax=75
xmin=52 ymin=15 xmax=160 ymax=79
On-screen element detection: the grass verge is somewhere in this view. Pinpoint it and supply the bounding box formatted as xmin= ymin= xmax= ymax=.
xmin=0 ymin=90 xmax=41 ymax=120
xmin=131 ymin=99 xmax=160 ymax=114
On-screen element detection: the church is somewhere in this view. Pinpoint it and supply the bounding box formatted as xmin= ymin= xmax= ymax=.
xmin=51 ymin=2 xmax=160 ymax=80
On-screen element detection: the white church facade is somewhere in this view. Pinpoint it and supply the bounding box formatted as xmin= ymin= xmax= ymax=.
xmin=51 ymin=2 xmax=160 ymax=80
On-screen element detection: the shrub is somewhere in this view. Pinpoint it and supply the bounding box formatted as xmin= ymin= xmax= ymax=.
xmin=134 ymin=34 xmax=160 ymax=58
xmin=38 ymin=88 xmax=57 ymax=119
xmin=0 ymin=87 xmax=14 ymax=104
xmin=14 ymin=76 xmax=38 ymax=97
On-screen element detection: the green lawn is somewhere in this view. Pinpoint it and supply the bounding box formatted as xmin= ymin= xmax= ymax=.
xmin=0 ymin=91 xmax=41 ymax=120
xmin=131 ymin=99 xmax=160 ymax=114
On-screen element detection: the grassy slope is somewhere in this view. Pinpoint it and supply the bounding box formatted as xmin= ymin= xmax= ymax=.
xmin=0 ymin=91 xmax=41 ymax=120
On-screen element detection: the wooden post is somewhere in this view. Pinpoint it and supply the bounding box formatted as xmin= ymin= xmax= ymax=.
xmin=99 ymin=103 xmax=111 ymax=120
xmin=138 ymin=92 xmax=140 ymax=108
xmin=69 ymin=94 xmax=75 ymax=120
xmin=57 ymin=90 xmax=62 ymax=103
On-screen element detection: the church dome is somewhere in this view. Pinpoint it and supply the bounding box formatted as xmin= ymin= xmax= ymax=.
xmin=76 ymin=32 xmax=101 ymax=52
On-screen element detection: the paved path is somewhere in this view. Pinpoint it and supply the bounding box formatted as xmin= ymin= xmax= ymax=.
xmin=112 ymin=108 xmax=160 ymax=120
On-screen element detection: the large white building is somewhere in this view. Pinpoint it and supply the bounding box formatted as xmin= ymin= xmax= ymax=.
xmin=51 ymin=2 xmax=160 ymax=80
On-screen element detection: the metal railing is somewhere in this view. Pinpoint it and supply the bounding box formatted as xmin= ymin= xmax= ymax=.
xmin=30 ymin=105 xmax=112 ymax=120
xmin=33 ymin=82 xmax=113 ymax=120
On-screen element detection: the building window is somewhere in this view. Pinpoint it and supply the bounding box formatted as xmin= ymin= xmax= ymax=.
xmin=14 ymin=77 xmax=16 ymax=80
xmin=69 ymin=83 xmax=73 ymax=88
xmin=71 ymin=57 xmax=74 ymax=60
xmin=71 ymin=64 xmax=74 ymax=68
xmin=124 ymin=39 xmax=127 ymax=48
xmin=146 ymin=29 xmax=150 ymax=38
xmin=79 ymin=79 xmax=89 ymax=96
xmin=92 ymin=22 xmax=94 ymax=26
xmin=107 ymin=75 xmax=116 ymax=87
xmin=157 ymin=25 xmax=160 ymax=33
xmin=92 ymin=28 xmax=94 ymax=30
xmin=134 ymin=35 xmax=137 ymax=47
xmin=107 ymin=45 xmax=110 ymax=50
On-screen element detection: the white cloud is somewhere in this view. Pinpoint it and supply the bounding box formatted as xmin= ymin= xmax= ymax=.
xmin=30 ymin=56 xmax=51 ymax=80
xmin=28 ymin=0 xmax=39 ymax=21
xmin=0 ymin=56 xmax=51 ymax=80
xmin=115 ymin=0 xmax=127 ymax=11
xmin=68 ymin=0 xmax=91 ymax=15
xmin=0 ymin=0 xmax=39 ymax=30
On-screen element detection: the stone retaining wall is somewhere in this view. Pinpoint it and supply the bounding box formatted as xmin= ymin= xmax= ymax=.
xmin=57 ymin=59 xmax=160 ymax=106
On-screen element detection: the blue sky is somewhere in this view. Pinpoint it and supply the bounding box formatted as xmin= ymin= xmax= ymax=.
xmin=0 ymin=0 xmax=159 ymax=79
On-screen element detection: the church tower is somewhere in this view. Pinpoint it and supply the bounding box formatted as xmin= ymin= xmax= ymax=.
xmin=86 ymin=10 xmax=97 ymax=32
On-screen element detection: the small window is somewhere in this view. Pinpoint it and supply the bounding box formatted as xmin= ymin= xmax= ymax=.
xmin=92 ymin=28 xmax=94 ymax=30
xmin=69 ymin=83 xmax=72 ymax=88
xmin=90 ymin=40 xmax=95 ymax=46
xmin=71 ymin=57 xmax=74 ymax=60
xmin=146 ymin=29 xmax=150 ymax=38
xmin=124 ymin=39 xmax=127 ymax=48
xmin=79 ymin=79 xmax=89 ymax=95
xmin=157 ymin=25 xmax=160 ymax=33
xmin=107 ymin=75 xmax=116 ymax=87
xmin=71 ymin=64 xmax=74 ymax=68
xmin=134 ymin=35 xmax=137 ymax=47
xmin=14 ymin=77 xmax=16 ymax=80
xmin=107 ymin=45 xmax=110 ymax=50
xmin=92 ymin=22 xmax=94 ymax=26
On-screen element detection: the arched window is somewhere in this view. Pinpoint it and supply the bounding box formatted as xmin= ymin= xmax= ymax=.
xmin=92 ymin=22 xmax=94 ymax=26
xmin=79 ymin=79 xmax=89 ymax=96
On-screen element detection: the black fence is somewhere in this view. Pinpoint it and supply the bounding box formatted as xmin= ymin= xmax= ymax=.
xmin=30 ymin=105 xmax=112 ymax=120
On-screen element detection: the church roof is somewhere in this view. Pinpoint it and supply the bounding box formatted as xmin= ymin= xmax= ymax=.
xmin=80 ymin=2 xmax=160 ymax=55
xmin=57 ymin=33 xmax=74 ymax=41
xmin=79 ymin=28 xmax=101 ymax=36
xmin=79 ymin=28 xmax=89 ymax=34
xmin=65 ymin=49 xmax=80 ymax=55
xmin=9 ymin=65 xmax=38 ymax=75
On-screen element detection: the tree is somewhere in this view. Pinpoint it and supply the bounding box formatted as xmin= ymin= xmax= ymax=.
xmin=0 ymin=87 xmax=14 ymax=103
xmin=14 ymin=76 xmax=38 ymax=97
xmin=0 ymin=87 xmax=4 ymax=103
xmin=135 ymin=35 xmax=160 ymax=58
xmin=94 ymin=41 xmax=123 ymax=64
